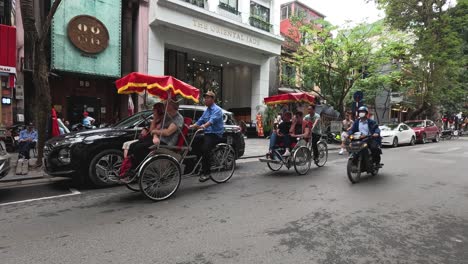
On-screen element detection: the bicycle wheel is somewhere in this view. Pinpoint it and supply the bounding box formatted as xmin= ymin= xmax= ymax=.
xmin=139 ymin=156 xmax=181 ymax=201
xmin=293 ymin=146 xmax=312 ymax=175
xmin=210 ymin=144 xmax=236 ymax=183
xmin=125 ymin=175 xmax=140 ymax=192
xmin=267 ymin=150 xmax=283 ymax=171
xmin=315 ymin=141 xmax=328 ymax=167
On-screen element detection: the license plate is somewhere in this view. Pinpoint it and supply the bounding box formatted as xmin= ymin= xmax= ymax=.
xmin=227 ymin=136 xmax=233 ymax=144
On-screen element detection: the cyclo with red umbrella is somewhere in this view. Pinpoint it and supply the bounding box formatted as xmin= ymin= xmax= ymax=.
xmin=258 ymin=93 xmax=328 ymax=175
xmin=116 ymin=73 xmax=236 ymax=201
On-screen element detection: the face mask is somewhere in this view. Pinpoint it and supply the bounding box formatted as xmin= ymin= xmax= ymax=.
xmin=359 ymin=113 xmax=366 ymax=118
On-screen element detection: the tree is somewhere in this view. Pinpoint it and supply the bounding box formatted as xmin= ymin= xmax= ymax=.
xmin=374 ymin=0 xmax=467 ymax=118
xmin=20 ymin=0 xmax=62 ymax=166
xmin=290 ymin=18 xmax=409 ymax=116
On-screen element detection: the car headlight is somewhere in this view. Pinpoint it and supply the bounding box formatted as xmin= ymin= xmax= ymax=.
xmin=58 ymin=148 xmax=71 ymax=164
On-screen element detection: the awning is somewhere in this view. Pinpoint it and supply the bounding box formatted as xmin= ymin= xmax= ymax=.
xmin=0 ymin=25 xmax=17 ymax=88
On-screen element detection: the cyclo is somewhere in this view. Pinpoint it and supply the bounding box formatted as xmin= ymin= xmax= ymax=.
xmin=116 ymin=73 xmax=236 ymax=201
xmin=258 ymin=93 xmax=328 ymax=175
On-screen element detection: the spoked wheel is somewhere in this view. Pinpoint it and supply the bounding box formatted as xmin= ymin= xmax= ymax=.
xmin=210 ymin=144 xmax=236 ymax=183
xmin=410 ymin=136 xmax=416 ymax=146
xmin=89 ymin=150 xmax=123 ymax=187
xmin=124 ymin=173 xmax=140 ymax=192
xmin=267 ymin=151 xmax=283 ymax=171
xmin=315 ymin=142 xmax=328 ymax=167
xmin=293 ymin=146 xmax=312 ymax=175
xmin=347 ymin=156 xmax=361 ymax=184
xmin=139 ymin=156 xmax=181 ymax=201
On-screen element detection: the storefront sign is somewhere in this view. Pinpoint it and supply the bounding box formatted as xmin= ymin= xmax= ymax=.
xmin=192 ymin=19 xmax=261 ymax=46
xmin=0 ymin=66 xmax=16 ymax=74
xmin=67 ymin=15 xmax=109 ymax=54
xmin=51 ymin=0 xmax=121 ymax=77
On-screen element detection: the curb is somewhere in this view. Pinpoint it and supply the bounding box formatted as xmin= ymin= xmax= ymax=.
xmin=0 ymin=176 xmax=68 ymax=189
xmin=0 ymin=174 xmax=47 ymax=183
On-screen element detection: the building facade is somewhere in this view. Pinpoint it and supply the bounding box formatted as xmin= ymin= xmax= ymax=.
xmin=0 ymin=0 xmax=16 ymax=127
xmin=278 ymin=0 xmax=325 ymax=90
xmin=13 ymin=0 xmax=148 ymax=126
xmin=147 ymin=0 xmax=283 ymax=122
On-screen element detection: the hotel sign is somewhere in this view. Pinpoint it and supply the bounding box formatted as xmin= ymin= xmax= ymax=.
xmin=192 ymin=19 xmax=261 ymax=46
xmin=67 ymin=15 xmax=109 ymax=54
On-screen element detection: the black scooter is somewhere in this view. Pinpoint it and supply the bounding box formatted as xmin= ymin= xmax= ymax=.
xmin=346 ymin=132 xmax=382 ymax=183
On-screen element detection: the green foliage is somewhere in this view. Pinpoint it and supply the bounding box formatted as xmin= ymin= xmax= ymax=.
xmin=290 ymin=16 xmax=412 ymax=115
xmin=375 ymin=0 xmax=468 ymax=117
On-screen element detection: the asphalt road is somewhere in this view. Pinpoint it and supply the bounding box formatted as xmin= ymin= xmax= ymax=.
xmin=1 ymin=139 xmax=468 ymax=264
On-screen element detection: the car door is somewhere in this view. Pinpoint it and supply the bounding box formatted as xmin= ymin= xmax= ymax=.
xmin=401 ymin=124 xmax=412 ymax=143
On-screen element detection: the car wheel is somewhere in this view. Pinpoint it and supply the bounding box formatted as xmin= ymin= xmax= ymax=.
xmin=432 ymin=133 xmax=440 ymax=143
xmin=392 ymin=137 xmax=399 ymax=148
xmin=410 ymin=136 xmax=416 ymax=146
xmin=421 ymin=134 xmax=427 ymax=144
xmin=88 ymin=149 xmax=123 ymax=187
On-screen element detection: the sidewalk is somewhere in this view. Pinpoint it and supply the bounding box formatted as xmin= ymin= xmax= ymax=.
xmin=241 ymin=137 xmax=341 ymax=159
xmin=0 ymin=154 xmax=48 ymax=183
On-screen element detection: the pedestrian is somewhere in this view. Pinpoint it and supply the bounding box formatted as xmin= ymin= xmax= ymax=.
xmin=82 ymin=112 xmax=95 ymax=127
xmin=339 ymin=111 xmax=354 ymax=155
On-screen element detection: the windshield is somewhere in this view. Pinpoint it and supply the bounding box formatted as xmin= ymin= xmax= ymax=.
xmin=380 ymin=124 xmax=398 ymax=131
xmin=405 ymin=121 xmax=424 ymax=128
xmin=113 ymin=111 xmax=152 ymax=129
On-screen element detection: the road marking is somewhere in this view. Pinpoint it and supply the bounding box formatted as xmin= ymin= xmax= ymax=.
xmin=0 ymin=188 xmax=81 ymax=207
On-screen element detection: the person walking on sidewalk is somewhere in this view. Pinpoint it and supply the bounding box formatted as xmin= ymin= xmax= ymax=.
xmin=190 ymin=91 xmax=225 ymax=182
xmin=339 ymin=111 xmax=354 ymax=155
xmin=18 ymin=123 xmax=38 ymax=160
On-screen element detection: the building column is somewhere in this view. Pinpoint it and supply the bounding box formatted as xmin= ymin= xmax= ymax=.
xmin=148 ymin=27 xmax=165 ymax=75
xmin=251 ymin=58 xmax=271 ymax=121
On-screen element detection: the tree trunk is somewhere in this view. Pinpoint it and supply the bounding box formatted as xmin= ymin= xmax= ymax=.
xmin=20 ymin=0 xmax=62 ymax=167
xmin=32 ymin=40 xmax=52 ymax=166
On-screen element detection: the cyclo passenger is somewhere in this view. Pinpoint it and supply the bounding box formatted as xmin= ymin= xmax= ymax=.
xmin=292 ymin=104 xmax=321 ymax=162
xmin=347 ymin=106 xmax=382 ymax=167
xmin=267 ymin=112 xmax=293 ymax=158
xmin=189 ymin=91 xmax=225 ymax=182
xmin=128 ymin=99 xmax=183 ymax=170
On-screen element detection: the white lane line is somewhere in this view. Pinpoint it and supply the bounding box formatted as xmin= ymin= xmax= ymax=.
xmin=0 ymin=188 xmax=81 ymax=207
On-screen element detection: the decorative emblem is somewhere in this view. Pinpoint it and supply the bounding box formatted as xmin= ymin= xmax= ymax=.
xmin=67 ymin=15 xmax=109 ymax=54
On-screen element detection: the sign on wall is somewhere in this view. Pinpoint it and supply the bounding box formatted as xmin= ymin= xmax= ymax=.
xmin=51 ymin=0 xmax=121 ymax=77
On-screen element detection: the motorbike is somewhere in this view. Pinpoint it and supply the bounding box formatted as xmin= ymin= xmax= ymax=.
xmin=346 ymin=132 xmax=382 ymax=183
xmin=1 ymin=124 xmax=23 ymax=153
xmin=71 ymin=123 xmax=96 ymax=132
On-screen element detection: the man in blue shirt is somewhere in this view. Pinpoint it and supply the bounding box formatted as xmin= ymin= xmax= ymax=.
xmin=190 ymin=91 xmax=224 ymax=182
xmin=18 ymin=123 xmax=38 ymax=160
xmin=348 ymin=106 xmax=382 ymax=166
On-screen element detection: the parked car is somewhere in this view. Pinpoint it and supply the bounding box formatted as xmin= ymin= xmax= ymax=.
xmin=379 ymin=123 xmax=416 ymax=147
xmin=43 ymin=105 xmax=245 ymax=186
xmin=0 ymin=140 xmax=11 ymax=179
xmin=404 ymin=120 xmax=440 ymax=144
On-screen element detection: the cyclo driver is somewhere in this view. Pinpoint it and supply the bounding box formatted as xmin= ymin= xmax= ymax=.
xmin=189 ymin=91 xmax=225 ymax=182
xmin=348 ymin=106 xmax=382 ymax=167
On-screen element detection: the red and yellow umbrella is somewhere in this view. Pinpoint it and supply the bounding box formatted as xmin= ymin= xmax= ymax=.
xmin=116 ymin=72 xmax=200 ymax=103
xmin=264 ymin=92 xmax=315 ymax=106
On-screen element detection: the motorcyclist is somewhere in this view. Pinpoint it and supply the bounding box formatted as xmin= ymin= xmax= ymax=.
xmin=348 ymin=106 xmax=382 ymax=167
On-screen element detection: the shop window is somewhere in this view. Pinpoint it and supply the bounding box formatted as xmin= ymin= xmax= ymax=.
xmin=281 ymin=5 xmax=290 ymax=20
xmin=219 ymin=0 xmax=239 ymax=15
xmin=250 ymin=2 xmax=271 ymax=32
xmin=186 ymin=62 xmax=223 ymax=106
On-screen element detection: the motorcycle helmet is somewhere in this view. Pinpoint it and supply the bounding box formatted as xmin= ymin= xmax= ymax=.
xmin=358 ymin=106 xmax=368 ymax=113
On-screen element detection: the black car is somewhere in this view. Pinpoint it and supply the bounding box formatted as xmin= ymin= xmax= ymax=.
xmin=43 ymin=105 xmax=245 ymax=186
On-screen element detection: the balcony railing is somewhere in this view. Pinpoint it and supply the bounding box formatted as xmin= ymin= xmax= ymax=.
xmin=249 ymin=16 xmax=272 ymax=32
xmin=182 ymin=0 xmax=205 ymax=8
xmin=218 ymin=3 xmax=241 ymax=15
